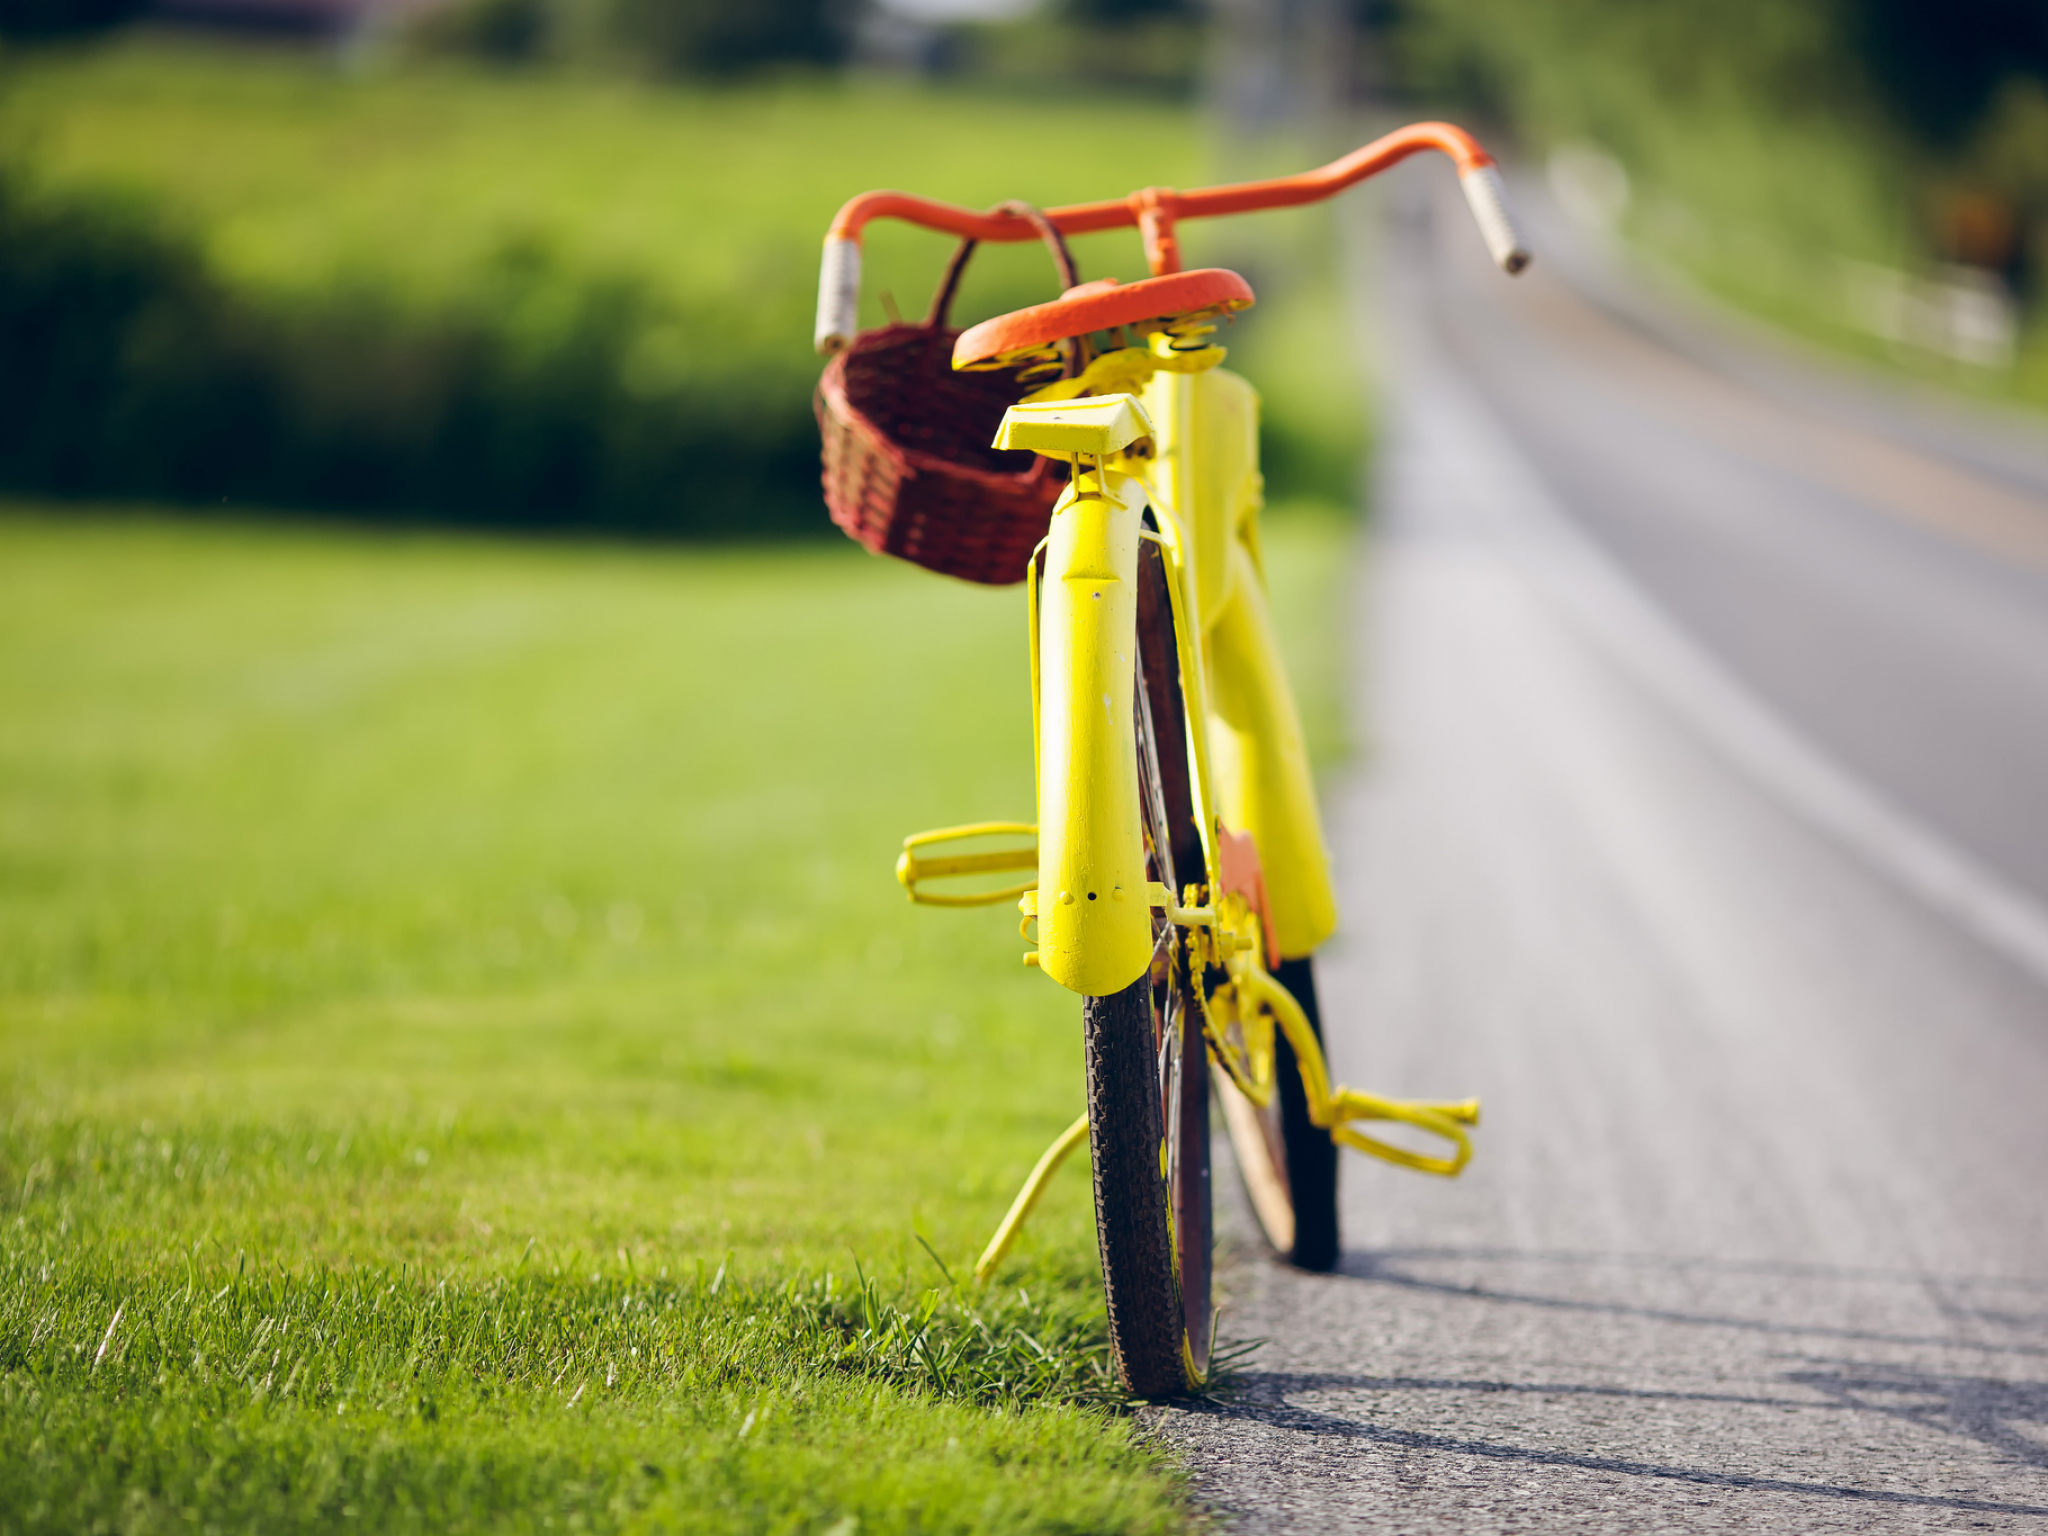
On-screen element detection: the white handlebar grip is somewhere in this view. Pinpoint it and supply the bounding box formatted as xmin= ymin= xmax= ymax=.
xmin=814 ymin=236 xmax=862 ymax=355
xmin=1459 ymin=165 xmax=1532 ymax=275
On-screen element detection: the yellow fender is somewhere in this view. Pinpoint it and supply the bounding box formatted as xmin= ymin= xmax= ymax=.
xmin=1032 ymin=462 xmax=1154 ymax=996
xmin=997 ymin=394 xmax=1160 ymax=998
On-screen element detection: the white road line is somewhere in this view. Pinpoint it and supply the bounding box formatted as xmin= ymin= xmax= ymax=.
xmin=1408 ymin=357 xmax=2048 ymax=996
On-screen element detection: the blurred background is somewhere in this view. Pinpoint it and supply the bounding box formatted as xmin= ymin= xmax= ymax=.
xmin=4 ymin=0 xmax=2042 ymax=539
xmin=5 ymin=10 xmax=2048 ymax=1525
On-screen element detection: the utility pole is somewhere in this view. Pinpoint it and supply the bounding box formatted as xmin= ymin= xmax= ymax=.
xmin=1202 ymin=0 xmax=1357 ymax=288
xmin=1207 ymin=0 xmax=1351 ymax=157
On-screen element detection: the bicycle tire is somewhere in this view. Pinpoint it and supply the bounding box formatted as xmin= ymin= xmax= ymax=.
xmin=1085 ymin=537 xmax=1212 ymax=1397
xmin=1215 ymin=957 xmax=1341 ymax=1271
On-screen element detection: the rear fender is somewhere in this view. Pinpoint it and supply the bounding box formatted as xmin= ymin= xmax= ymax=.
xmin=1207 ymin=538 xmax=1337 ymax=957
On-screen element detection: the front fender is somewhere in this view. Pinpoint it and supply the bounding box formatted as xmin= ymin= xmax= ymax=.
xmin=1035 ymin=471 xmax=1153 ymax=996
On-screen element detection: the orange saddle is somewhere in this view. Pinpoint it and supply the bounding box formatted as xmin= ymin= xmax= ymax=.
xmin=952 ymin=268 xmax=1255 ymax=371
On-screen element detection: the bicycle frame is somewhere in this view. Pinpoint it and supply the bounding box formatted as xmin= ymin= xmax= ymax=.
xmin=845 ymin=124 xmax=1527 ymax=1280
xmin=822 ymin=121 xmax=1529 ymax=986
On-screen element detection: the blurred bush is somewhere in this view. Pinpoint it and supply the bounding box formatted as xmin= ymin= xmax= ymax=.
xmin=0 ymin=171 xmax=820 ymax=533
xmin=913 ymin=0 xmax=1205 ymax=99
xmin=0 ymin=0 xmax=145 ymax=39
xmin=0 ymin=21 xmax=1377 ymax=533
xmin=1389 ymin=0 xmax=2048 ymax=289
xmin=0 ymin=43 xmax=1230 ymax=533
xmin=1389 ymin=1 xmax=1908 ymax=258
xmin=410 ymin=0 xmax=854 ymax=75
xmin=1389 ymin=0 xmax=2048 ymax=392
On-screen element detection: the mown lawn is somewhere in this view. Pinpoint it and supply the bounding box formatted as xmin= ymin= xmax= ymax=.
xmin=0 ymin=505 xmax=1355 ymax=1533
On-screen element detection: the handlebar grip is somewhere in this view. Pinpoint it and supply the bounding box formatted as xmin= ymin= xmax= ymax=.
xmin=814 ymin=236 xmax=862 ymax=355
xmin=1458 ymin=165 xmax=1531 ymax=275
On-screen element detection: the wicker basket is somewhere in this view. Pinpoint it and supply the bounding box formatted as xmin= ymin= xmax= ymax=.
xmin=815 ymin=205 xmax=1078 ymax=587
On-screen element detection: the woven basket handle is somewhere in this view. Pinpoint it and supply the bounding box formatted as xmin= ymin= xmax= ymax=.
xmin=924 ymin=200 xmax=1082 ymax=330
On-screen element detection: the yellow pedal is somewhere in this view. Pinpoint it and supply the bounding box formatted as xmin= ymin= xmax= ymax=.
xmin=1421 ymin=1097 xmax=1481 ymax=1127
xmin=896 ymin=821 xmax=1037 ymax=907
xmin=1225 ymin=964 xmax=1479 ymax=1178
xmin=1324 ymin=1091 xmax=1480 ymax=1177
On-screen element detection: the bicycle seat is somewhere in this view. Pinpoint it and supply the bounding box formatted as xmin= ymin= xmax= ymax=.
xmin=952 ymin=268 xmax=1255 ymax=371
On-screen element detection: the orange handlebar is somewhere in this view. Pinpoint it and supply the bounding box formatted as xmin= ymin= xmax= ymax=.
xmin=813 ymin=120 xmax=1526 ymax=354
xmin=825 ymin=120 xmax=1496 ymax=274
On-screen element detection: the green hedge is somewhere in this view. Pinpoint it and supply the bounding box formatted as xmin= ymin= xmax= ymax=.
xmin=0 ymin=164 xmax=1366 ymax=535
xmin=0 ymin=172 xmax=823 ymax=535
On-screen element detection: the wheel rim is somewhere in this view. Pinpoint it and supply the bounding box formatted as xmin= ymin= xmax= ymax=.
xmin=1133 ymin=596 xmax=1210 ymax=1383
xmin=1141 ymin=918 xmax=1210 ymax=1381
xmin=1215 ymin=1062 xmax=1295 ymax=1255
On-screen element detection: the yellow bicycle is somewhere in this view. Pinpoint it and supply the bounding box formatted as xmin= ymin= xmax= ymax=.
xmin=813 ymin=122 xmax=1529 ymax=1396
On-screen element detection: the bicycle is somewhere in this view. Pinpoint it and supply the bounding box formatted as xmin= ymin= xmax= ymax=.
xmin=812 ymin=122 xmax=1529 ymax=1397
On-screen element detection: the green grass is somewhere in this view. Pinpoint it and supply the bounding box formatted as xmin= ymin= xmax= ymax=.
xmin=0 ymin=505 xmax=1355 ymax=1532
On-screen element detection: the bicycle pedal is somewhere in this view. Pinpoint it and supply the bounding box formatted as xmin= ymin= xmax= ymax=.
xmin=896 ymin=821 xmax=1037 ymax=907
xmin=1421 ymin=1097 xmax=1481 ymax=1126
xmin=1324 ymin=1090 xmax=1480 ymax=1177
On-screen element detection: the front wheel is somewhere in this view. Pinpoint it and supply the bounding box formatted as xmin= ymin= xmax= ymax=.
xmin=1085 ymin=948 xmax=1210 ymax=1397
xmin=1085 ymin=535 xmax=1212 ymax=1397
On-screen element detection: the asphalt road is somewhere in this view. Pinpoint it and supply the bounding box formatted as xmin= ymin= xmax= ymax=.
xmin=1153 ymin=181 xmax=2048 ymax=1531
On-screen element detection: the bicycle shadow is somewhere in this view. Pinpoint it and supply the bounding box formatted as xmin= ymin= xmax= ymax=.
xmin=1189 ymin=1241 xmax=2048 ymax=1514
xmin=1175 ymin=1367 xmax=2048 ymax=1520
xmin=1331 ymin=1245 xmax=2048 ymax=1357
xmin=1781 ymin=1360 xmax=2048 ymax=1470
xmin=1198 ymin=1170 xmax=2048 ymax=1515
